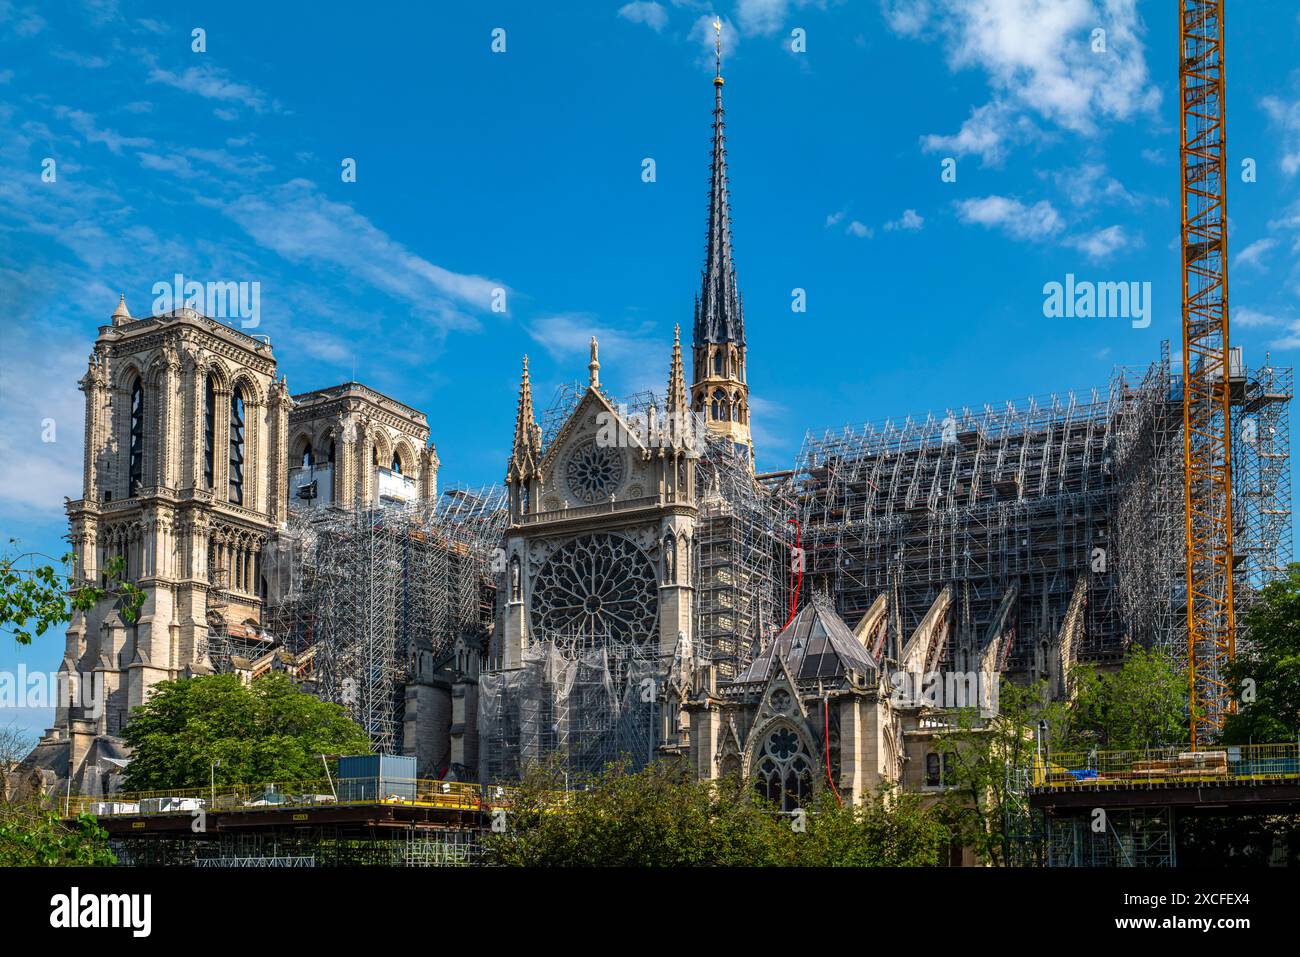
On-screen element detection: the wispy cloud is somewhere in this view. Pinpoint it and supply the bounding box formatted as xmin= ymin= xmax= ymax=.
xmin=618 ymin=1 xmax=668 ymax=32
xmin=1261 ymin=93 xmax=1300 ymax=175
xmin=1235 ymin=237 xmax=1278 ymax=271
xmin=222 ymin=179 xmax=505 ymax=333
xmin=1236 ymin=307 xmax=1285 ymax=329
xmin=148 ymin=62 xmax=275 ymax=114
xmin=528 ymin=313 xmax=669 ymax=395
xmin=890 ymin=0 xmax=1160 ymax=165
xmin=55 ymin=106 xmax=153 ymax=155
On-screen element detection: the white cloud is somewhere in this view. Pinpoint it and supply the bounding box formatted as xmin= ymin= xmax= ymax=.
xmin=954 ymin=194 xmax=1062 ymax=241
xmin=1234 ymin=237 xmax=1278 ymax=271
xmin=884 ymin=209 xmax=924 ymax=231
xmin=147 ymin=63 xmax=273 ymax=113
xmin=618 ymin=1 xmax=668 ymax=31
xmin=1269 ymin=320 xmax=1300 ymax=351
xmin=1261 ymin=94 xmax=1300 ymax=175
xmin=1065 ymin=224 xmax=1132 ymax=261
xmin=528 ymin=314 xmax=668 ymax=395
xmin=0 ymin=321 xmax=86 ymax=515
xmin=55 ymin=107 xmax=153 ymax=155
xmin=138 ymin=151 xmax=197 ymax=178
xmin=1052 ymin=163 xmax=1136 ymax=207
xmin=51 ymin=48 xmax=109 ymax=68
xmin=920 ymin=101 xmax=1037 ymax=166
xmin=881 ymin=0 xmax=931 ymax=36
xmin=825 ymin=209 xmax=846 ymax=227
xmin=845 ymin=220 xmax=872 ymax=238
xmin=222 ymin=179 xmax=505 ymax=333
xmin=892 ymin=0 xmax=1160 ymax=165
xmin=1235 ymin=307 xmax=1284 ymax=329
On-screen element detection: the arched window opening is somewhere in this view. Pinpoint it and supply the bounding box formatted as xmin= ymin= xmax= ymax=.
xmin=391 ymin=452 xmax=402 ymax=474
xmin=297 ymin=438 xmax=313 ymax=469
xmin=752 ymin=726 xmax=815 ymax=813
xmin=203 ymin=375 xmax=216 ymax=488
xmin=229 ymin=385 xmax=246 ymax=505
xmin=712 ymin=389 xmax=729 ymax=421
xmin=128 ymin=377 xmax=145 ymax=495
xmin=327 ymin=438 xmax=336 ymax=464
xmin=372 ymin=445 xmax=379 ymax=467
xmin=713 ymin=351 xmax=722 ymax=376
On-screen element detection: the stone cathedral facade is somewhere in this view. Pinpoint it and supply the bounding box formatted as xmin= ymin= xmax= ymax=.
xmin=28 ymin=59 xmax=1003 ymax=824
xmin=29 ymin=298 xmax=442 ymax=792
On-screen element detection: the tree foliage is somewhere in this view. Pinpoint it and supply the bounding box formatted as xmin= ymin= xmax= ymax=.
xmin=936 ymin=678 xmax=1061 ymax=866
xmin=1224 ymin=563 xmax=1300 ymax=744
xmin=121 ymin=672 xmax=372 ymax=791
xmin=1064 ymin=646 xmax=1186 ymax=750
xmin=483 ymin=757 xmax=948 ymax=867
xmin=0 ymin=803 xmax=116 ymax=866
xmin=1 ymin=541 xmax=144 ymax=645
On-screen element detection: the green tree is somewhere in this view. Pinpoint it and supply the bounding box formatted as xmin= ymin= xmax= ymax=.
xmin=937 ymin=678 xmax=1062 ymax=866
xmin=1066 ymin=646 xmax=1185 ymax=750
xmin=121 ymin=672 xmax=372 ymax=791
xmin=0 ymin=803 xmax=116 ymax=866
xmin=1 ymin=541 xmax=144 ymax=645
xmin=483 ymin=757 xmax=947 ymax=867
xmin=790 ymin=787 xmax=949 ymax=867
xmin=1223 ymin=563 xmax=1300 ymax=744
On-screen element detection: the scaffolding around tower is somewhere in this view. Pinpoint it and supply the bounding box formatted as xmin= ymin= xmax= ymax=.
xmin=263 ymin=485 xmax=507 ymax=756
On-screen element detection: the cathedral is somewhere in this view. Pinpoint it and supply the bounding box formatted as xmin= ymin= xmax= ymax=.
xmin=29 ymin=48 xmax=1202 ymax=826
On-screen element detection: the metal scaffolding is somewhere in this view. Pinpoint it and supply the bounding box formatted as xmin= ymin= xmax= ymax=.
xmin=793 ymin=345 xmax=1291 ymax=680
xmin=478 ymin=636 xmax=662 ymax=783
xmin=480 ymin=385 xmax=793 ymax=781
xmin=265 ymin=486 xmax=507 ymax=755
xmin=694 ymin=435 xmax=795 ymax=679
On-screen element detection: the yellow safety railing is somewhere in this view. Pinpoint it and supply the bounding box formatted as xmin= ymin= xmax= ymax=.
xmin=65 ymin=776 xmax=520 ymax=819
xmin=1028 ymin=741 xmax=1300 ymax=789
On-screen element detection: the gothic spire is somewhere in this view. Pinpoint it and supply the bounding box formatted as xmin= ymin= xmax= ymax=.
xmin=508 ymin=355 xmax=541 ymax=481
xmin=694 ymin=18 xmax=743 ymax=347
xmin=667 ymin=324 xmax=688 ymax=416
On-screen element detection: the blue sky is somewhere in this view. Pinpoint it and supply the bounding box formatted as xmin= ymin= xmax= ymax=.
xmin=2 ymin=0 xmax=1299 ymax=737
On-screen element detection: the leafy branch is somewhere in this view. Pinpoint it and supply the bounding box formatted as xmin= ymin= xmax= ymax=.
xmin=1 ymin=540 xmax=145 ymax=645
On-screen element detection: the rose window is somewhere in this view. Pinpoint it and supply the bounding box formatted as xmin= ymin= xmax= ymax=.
xmin=565 ymin=441 xmax=625 ymax=504
xmin=530 ymin=533 xmax=658 ymax=647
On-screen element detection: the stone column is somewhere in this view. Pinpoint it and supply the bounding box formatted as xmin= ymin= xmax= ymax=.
xmin=268 ymin=379 xmax=291 ymax=524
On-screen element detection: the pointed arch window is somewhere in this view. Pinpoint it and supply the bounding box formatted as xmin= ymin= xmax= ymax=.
xmin=713 ymin=352 xmax=723 ymax=376
xmin=327 ymin=438 xmax=336 ymax=464
xmin=229 ymin=385 xmax=246 ymax=504
xmin=391 ymin=452 xmax=402 ymax=474
xmin=753 ymin=725 xmax=815 ymax=812
xmin=711 ymin=388 xmax=729 ymax=421
xmin=203 ymin=375 xmax=216 ymax=488
xmin=128 ymin=377 xmax=145 ymax=495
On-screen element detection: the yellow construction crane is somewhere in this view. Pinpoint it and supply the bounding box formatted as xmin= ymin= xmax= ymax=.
xmin=1179 ymin=0 xmax=1235 ymax=749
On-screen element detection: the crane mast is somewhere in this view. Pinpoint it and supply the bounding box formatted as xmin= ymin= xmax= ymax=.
xmin=1179 ymin=0 xmax=1236 ymax=749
